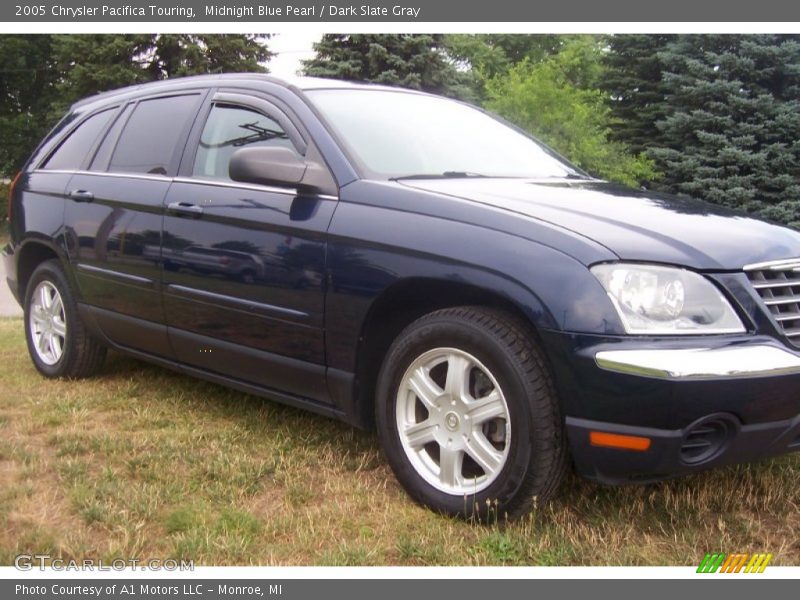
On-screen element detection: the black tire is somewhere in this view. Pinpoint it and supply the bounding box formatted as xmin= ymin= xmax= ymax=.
xmin=23 ymin=259 xmax=106 ymax=379
xmin=375 ymin=306 xmax=568 ymax=520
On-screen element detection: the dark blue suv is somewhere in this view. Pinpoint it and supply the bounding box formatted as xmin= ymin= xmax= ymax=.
xmin=4 ymin=74 xmax=800 ymax=518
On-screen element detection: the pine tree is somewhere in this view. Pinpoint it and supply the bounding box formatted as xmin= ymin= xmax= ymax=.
xmin=602 ymin=34 xmax=676 ymax=155
xmin=302 ymin=34 xmax=474 ymax=99
xmin=647 ymin=35 xmax=800 ymax=226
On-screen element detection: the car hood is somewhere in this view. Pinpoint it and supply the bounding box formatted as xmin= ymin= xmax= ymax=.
xmin=400 ymin=178 xmax=800 ymax=270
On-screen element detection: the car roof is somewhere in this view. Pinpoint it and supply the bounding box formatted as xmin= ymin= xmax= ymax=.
xmin=71 ymin=73 xmax=423 ymax=111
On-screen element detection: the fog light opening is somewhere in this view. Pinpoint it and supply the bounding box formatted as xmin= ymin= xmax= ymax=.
xmin=680 ymin=415 xmax=737 ymax=465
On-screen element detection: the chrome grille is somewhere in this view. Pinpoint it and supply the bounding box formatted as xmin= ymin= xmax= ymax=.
xmin=745 ymin=258 xmax=800 ymax=346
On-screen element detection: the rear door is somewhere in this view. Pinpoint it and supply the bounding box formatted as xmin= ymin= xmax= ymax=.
xmin=162 ymin=91 xmax=338 ymax=402
xmin=63 ymin=92 xmax=205 ymax=356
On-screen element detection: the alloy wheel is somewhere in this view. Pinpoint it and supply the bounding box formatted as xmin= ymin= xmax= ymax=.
xmin=28 ymin=280 xmax=67 ymax=366
xmin=395 ymin=347 xmax=511 ymax=495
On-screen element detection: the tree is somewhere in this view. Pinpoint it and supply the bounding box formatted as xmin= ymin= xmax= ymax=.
xmin=485 ymin=37 xmax=656 ymax=186
xmin=646 ymin=35 xmax=800 ymax=226
xmin=303 ymin=34 xmax=474 ymax=99
xmin=602 ymin=34 xmax=676 ymax=155
xmin=49 ymin=35 xmax=153 ymax=116
xmin=52 ymin=34 xmax=272 ymax=111
xmin=445 ymin=34 xmax=567 ymax=96
xmin=0 ymin=36 xmax=59 ymax=177
xmin=0 ymin=34 xmax=272 ymax=178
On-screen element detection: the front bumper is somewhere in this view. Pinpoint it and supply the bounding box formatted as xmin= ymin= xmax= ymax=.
xmin=567 ymin=413 xmax=800 ymax=484
xmin=541 ymin=330 xmax=800 ymax=484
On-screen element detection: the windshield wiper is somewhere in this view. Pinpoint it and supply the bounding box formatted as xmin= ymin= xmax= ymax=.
xmin=390 ymin=171 xmax=489 ymax=181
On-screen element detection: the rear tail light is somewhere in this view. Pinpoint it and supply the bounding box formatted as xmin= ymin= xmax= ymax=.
xmin=7 ymin=171 xmax=21 ymax=222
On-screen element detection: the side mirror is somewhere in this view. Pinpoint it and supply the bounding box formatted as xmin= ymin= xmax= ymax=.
xmin=229 ymin=146 xmax=309 ymax=189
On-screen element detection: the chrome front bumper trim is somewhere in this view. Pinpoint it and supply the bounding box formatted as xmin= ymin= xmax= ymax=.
xmin=595 ymin=345 xmax=800 ymax=380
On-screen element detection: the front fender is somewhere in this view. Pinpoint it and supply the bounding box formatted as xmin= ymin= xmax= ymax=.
xmin=325 ymin=194 xmax=624 ymax=373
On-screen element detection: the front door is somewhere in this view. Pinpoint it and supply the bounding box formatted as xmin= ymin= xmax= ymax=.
xmin=162 ymin=96 xmax=336 ymax=402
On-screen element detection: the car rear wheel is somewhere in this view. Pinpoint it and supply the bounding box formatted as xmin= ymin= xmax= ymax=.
xmin=376 ymin=306 xmax=568 ymax=519
xmin=24 ymin=260 xmax=106 ymax=379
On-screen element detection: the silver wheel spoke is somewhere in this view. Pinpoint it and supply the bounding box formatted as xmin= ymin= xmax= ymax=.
xmin=403 ymin=419 xmax=438 ymax=448
xmin=37 ymin=331 xmax=50 ymax=354
xmin=40 ymin=285 xmax=51 ymax=311
xmin=31 ymin=307 xmax=48 ymax=327
xmin=464 ymin=433 xmax=503 ymax=476
xmin=438 ymin=448 xmax=463 ymax=487
xmin=467 ymin=390 xmax=505 ymax=424
xmin=51 ymin=318 xmax=66 ymax=337
xmin=408 ymin=367 xmax=442 ymax=410
xmin=50 ymin=333 xmax=63 ymax=358
xmin=50 ymin=295 xmax=63 ymax=318
xmin=444 ymin=354 xmax=471 ymax=399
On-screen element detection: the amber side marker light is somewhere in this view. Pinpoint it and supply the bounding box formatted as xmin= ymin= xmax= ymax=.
xmin=590 ymin=431 xmax=652 ymax=451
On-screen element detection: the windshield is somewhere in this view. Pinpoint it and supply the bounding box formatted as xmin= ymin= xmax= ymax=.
xmin=306 ymin=89 xmax=581 ymax=180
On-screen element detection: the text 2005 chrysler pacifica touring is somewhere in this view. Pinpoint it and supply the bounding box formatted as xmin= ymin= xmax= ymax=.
xmin=4 ymin=74 xmax=800 ymax=518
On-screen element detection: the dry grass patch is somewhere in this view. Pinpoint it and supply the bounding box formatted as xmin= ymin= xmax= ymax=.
xmin=0 ymin=317 xmax=797 ymax=565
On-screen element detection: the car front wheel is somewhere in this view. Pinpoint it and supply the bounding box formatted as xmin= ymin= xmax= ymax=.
xmin=376 ymin=306 xmax=568 ymax=519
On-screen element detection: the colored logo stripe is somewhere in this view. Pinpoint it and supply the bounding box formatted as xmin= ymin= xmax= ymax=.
xmin=697 ymin=553 xmax=726 ymax=573
xmin=745 ymin=553 xmax=772 ymax=573
xmin=697 ymin=553 xmax=772 ymax=573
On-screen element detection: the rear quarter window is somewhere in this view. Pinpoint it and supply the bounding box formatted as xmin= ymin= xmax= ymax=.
xmin=41 ymin=108 xmax=115 ymax=171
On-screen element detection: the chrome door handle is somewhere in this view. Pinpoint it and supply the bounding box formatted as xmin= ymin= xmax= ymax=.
xmin=68 ymin=189 xmax=94 ymax=202
xmin=167 ymin=201 xmax=204 ymax=217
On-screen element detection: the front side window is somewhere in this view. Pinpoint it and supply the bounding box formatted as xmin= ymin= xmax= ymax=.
xmin=108 ymin=94 xmax=199 ymax=175
xmin=192 ymin=103 xmax=296 ymax=180
xmin=306 ymin=89 xmax=580 ymax=179
xmin=42 ymin=108 xmax=115 ymax=171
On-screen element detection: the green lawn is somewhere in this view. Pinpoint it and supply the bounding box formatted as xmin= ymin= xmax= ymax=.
xmin=0 ymin=316 xmax=797 ymax=565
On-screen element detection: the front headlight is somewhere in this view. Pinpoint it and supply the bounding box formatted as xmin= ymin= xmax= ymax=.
xmin=591 ymin=263 xmax=745 ymax=334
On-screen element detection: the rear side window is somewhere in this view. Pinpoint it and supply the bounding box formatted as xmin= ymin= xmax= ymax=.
xmin=192 ymin=104 xmax=296 ymax=180
xmin=42 ymin=109 xmax=115 ymax=171
xmin=109 ymin=94 xmax=199 ymax=175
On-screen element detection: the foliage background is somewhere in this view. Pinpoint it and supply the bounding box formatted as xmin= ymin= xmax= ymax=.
xmin=2 ymin=34 xmax=800 ymax=226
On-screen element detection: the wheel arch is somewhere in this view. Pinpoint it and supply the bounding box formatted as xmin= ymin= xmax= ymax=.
xmin=16 ymin=238 xmax=71 ymax=301
xmin=351 ymin=275 xmax=556 ymax=430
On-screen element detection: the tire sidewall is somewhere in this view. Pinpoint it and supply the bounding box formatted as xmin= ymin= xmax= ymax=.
xmin=23 ymin=261 xmax=76 ymax=378
xmin=376 ymin=315 xmax=540 ymax=518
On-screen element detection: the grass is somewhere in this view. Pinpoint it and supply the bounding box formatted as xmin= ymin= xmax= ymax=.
xmin=0 ymin=316 xmax=798 ymax=565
